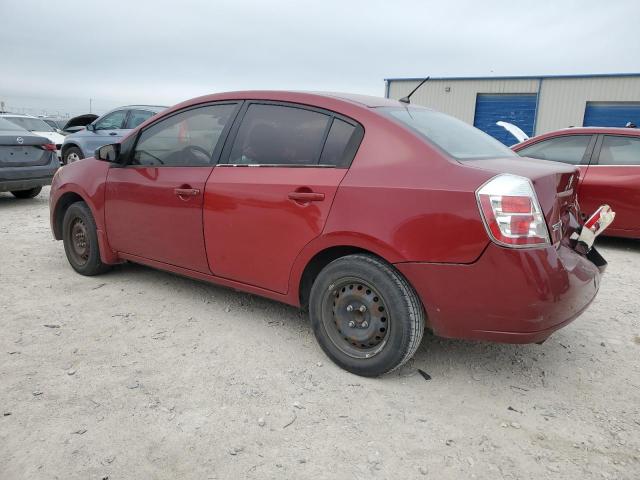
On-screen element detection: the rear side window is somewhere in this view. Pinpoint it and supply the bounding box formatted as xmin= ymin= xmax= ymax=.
xmin=381 ymin=106 xmax=515 ymax=160
xmin=228 ymin=104 xmax=330 ymax=165
xmin=126 ymin=110 xmax=155 ymax=129
xmin=131 ymin=104 xmax=237 ymax=166
xmin=319 ymin=118 xmax=358 ymax=167
xmin=517 ymin=135 xmax=592 ymax=164
xmin=95 ymin=110 xmax=127 ymax=130
xmin=598 ymin=135 xmax=640 ymax=165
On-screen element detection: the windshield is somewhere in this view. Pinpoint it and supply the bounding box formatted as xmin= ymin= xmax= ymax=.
xmin=4 ymin=116 xmax=55 ymax=132
xmin=0 ymin=118 xmax=25 ymax=131
xmin=380 ymin=106 xmax=516 ymax=160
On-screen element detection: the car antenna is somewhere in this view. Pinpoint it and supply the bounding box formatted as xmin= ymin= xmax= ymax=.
xmin=399 ymin=77 xmax=430 ymax=104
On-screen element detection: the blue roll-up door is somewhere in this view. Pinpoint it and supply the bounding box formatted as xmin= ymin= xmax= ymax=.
xmin=583 ymin=102 xmax=640 ymax=127
xmin=473 ymin=94 xmax=537 ymax=145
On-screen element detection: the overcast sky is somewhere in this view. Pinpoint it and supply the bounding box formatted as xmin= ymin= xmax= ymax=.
xmin=1 ymin=0 xmax=639 ymax=117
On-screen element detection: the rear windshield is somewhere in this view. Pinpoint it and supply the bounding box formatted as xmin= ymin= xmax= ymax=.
xmin=380 ymin=106 xmax=516 ymax=160
xmin=4 ymin=116 xmax=55 ymax=132
xmin=0 ymin=118 xmax=25 ymax=131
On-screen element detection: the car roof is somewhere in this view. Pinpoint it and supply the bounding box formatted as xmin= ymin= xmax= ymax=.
xmin=119 ymin=105 xmax=167 ymax=111
xmin=539 ymin=126 xmax=640 ymax=135
xmin=167 ymin=90 xmax=407 ymax=113
xmin=0 ymin=113 xmax=40 ymax=119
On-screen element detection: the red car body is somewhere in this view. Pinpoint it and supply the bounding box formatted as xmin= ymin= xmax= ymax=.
xmin=49 ymin=91 xmax=605 ymax=347
xmin=513 ymin=127 xmax=640 ymax=239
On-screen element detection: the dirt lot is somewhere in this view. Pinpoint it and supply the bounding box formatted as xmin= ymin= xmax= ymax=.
xmin=1 ymin=187 xmax=639 ymax=480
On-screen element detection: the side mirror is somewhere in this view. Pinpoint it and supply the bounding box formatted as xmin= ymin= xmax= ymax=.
xmin=95 ymin=143 xmax=120 ymax=162
xmin=86 ymin=123 xmax=95 ymax=132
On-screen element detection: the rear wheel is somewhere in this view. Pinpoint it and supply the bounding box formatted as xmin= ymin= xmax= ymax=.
xmin=309 ymin=254 xmax=425 ymax=377
xmin=11 ymin=187 xmax=42 ymax=199
xmin=63 ymin=146 xmax=83 ymax=165
xmin=62 ymin=202 xmax=110 ymax=276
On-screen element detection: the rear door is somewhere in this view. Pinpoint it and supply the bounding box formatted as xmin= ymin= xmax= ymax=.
xmin=579 ymin=134 xmax=640 ymax=233
xmin=515 ymin=134 xmax=596 ymax=193
xmin=125 ymin=109 xmax=157 ymax=130
xmin=204 ymin=102 xmax=363 ymax=293
xmin=105 ymin=102 xmax=240 ymax=272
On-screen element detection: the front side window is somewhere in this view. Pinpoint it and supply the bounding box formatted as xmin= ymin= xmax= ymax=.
xmin=131 ymin=104 xmax=237 ymax=167
xmin=517 ymin=135 xmax=592 ymax=164
xmin=95 ymin=110 xmax=127 ymax=130
xmin=380 ymin=106 xmax=516 ymax=160
xmin=228 ymin=104 xmax=330 ymax=165
xmin=126 ymin=110 xmax=155 ymax=129
xmin=598 ymin=135 xmax=640 ymax=165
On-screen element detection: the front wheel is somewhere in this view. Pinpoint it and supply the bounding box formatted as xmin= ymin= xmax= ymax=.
xmin=11 ymin=187 xmax=42 ymax=199
xmin=309 ymin=254 xmax=425 ymax=377
xmin=62 ymin=202 xmax=111 ymax=276
xmin=63 ymin=146 xmax=83 ymax=165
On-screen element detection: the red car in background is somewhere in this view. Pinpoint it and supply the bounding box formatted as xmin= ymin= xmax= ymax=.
xmin=513 ymin=127 xmax=640 ymax=239
xmin=49 ymin=91 xmax=609 ymax=376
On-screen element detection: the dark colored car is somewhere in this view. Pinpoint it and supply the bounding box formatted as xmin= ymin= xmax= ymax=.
xmin=61 ymin=106 xmax=165 ymax=164
xmin=49 ymin=91 xmax=610 ymax=376
xmin=0 ymin=118 xmax=59 ymax=198
xmin=513 ymin=127 xmax=640 ymax=239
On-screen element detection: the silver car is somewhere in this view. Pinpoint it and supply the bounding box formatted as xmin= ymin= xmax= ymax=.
xmin=61 ymin=105 xmax=166 ymax=164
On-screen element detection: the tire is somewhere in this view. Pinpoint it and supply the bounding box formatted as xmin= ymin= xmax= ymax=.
xmin=11 ymin=187 xmax=42 ymax=199
xmin=63 ymin=146 xmax=84 ymax=165
xmin=309 ymin=254 xmax=425 ymax=377
xmin=62 ymin=201 xmax=110 ymax=276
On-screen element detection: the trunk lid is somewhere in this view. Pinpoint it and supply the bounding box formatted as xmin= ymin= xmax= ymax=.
xmin=0 ymin=132 xmax=52 ymax=168
xmin=461 ymin=156 xmax=581 ymax=245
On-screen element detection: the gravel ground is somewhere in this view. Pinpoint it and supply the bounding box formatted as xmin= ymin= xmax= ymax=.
xmin=1 ymin=187 xmax=639 ymax=480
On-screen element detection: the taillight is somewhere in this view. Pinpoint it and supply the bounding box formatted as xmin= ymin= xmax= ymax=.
xmin=40 ymin=143 xmax=57 ymax=151
xmin=476 ymin=174 xmax=550 ymax=248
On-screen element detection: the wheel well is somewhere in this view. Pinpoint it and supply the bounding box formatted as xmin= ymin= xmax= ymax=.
xmin=298 ymin=246 xmax=376 ymax=307
xmin=61 ymin=143 xmax=79 ymax=157
xmin=53 ymin=192 xmax=85 ymax=239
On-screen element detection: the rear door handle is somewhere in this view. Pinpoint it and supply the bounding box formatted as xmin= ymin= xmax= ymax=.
xmin=174 ymin=187 xmax=200 ymax=198
xmin=287 ymin=191 xmax=325 ymax=202
xmin=109 ymin=132 xmax=118 ymax=136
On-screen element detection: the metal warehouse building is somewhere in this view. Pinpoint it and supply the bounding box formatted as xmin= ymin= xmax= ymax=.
xmin=385 ymin=73 xmax=640 ymax=145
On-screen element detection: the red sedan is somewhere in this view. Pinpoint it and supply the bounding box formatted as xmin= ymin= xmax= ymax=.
xmin=513 ymin=127 xmax=640 ymax=239
xmin=49 ymin=91 xmax=609 ymax=376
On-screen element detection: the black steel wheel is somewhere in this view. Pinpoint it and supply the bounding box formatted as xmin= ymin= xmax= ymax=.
xmin=310 ymin=254 xmax=425 ymax=377
xmin=11 ymin=187 xmax=42 ymax=199
xmin=62 ymin=201 xmax=111 ymax=276
xmin=324 ymin=277 xmax=390 ymax=359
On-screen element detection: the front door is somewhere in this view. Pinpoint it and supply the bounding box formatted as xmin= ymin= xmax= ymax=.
xmin=86 ymin=109 xmax=130 ymax=154
xmin=105 ymin=103 xmax=240 ymax=272
xmin=579 ymin=134 xmax=640 ymax=233
xmin=204 ymin=102 xmax=362 ymax=293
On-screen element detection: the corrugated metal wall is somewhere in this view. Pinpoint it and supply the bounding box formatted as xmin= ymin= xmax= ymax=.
xmin=387 ymin=78 xmax=539 ymax=125
xmin=535 ymin=77 xmax=640 ymax=133
xmin=386 ymin=75 xmax=640 ymax=135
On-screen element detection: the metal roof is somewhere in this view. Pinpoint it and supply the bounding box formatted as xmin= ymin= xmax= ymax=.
xmin=385 ymin=73 xmax=640 ymax=82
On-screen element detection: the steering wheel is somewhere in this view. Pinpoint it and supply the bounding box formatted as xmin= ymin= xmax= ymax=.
xmin=183 ymin=145 xmax=211 ymax=163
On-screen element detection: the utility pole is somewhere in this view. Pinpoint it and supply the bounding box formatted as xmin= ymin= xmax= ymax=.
xmin=89 ymin=98 xmax=93 ymax=113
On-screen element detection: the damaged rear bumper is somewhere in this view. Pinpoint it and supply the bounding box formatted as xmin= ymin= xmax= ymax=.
xmin=396 ymin=242 xmax=604 ymax=344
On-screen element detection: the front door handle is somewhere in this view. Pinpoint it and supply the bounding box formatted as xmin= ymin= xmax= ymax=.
xmin=288 ymin=191 xmax=325 ymax=202
xmin=109 ymin=132 xmax=118 ymax=136
xmin=174 ymin=187 xmax=201 ymax=199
